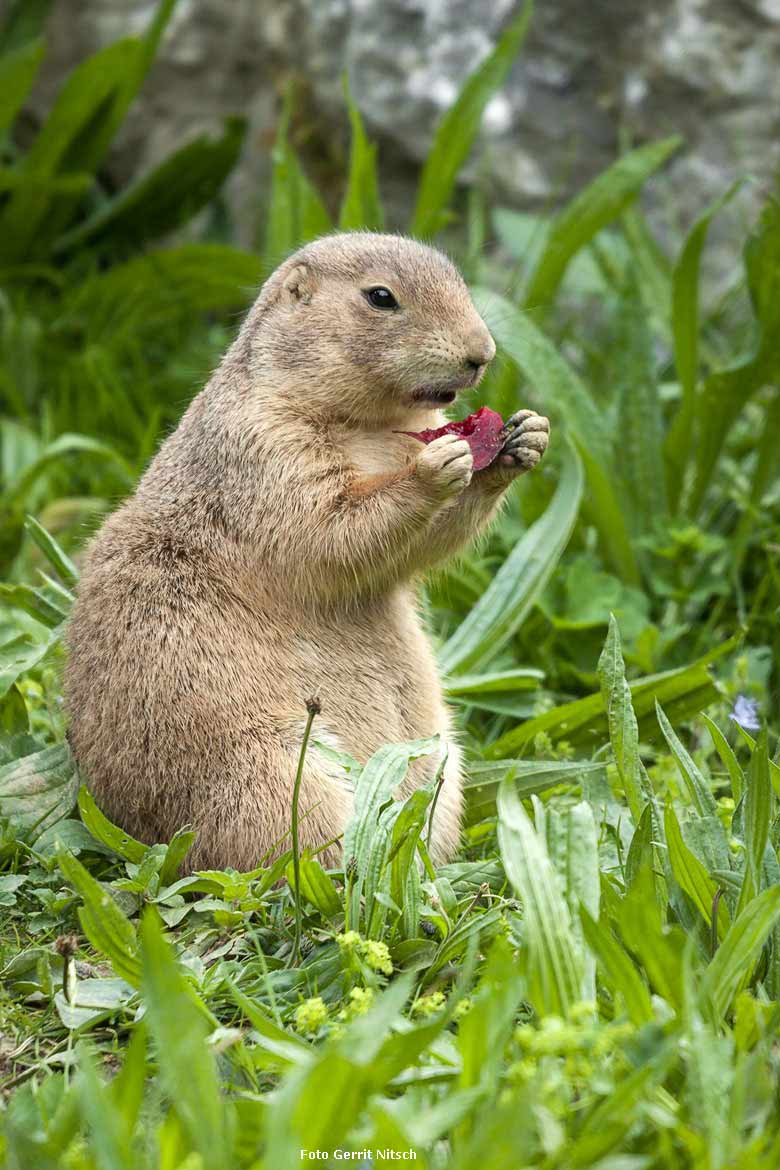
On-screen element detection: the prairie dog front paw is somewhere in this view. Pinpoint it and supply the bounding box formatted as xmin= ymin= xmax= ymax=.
xmin=416 ymin=434 xmax=473 ymax=498
xmin=498 ymin=410 xmax=550 ymax=473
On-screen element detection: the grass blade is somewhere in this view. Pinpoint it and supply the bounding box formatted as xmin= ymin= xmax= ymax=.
xmin=688 ymin=192 xmax=780 ymax=515
xmin=701 ymin=713 xmax=745 ymax=803
xmin=410 ymin=3 xmax=532 ymax=238
xmin=439 ymin=442 xmax=583 ymax=675
xmin=23 ymin=515 xmax=79 ymax=587
xmin=78 ymin=786 xmax=147 ymax=863
xmin=664 ymin=803 xmax=730 ymax=940
xmin=264 ymin=91 xmax=332 ymax=271
xmin=580 ymin=906 xmax=653 ymax=1025
xmin=701 ymin=886 xmax=780 ymax=1019
xmin=656 ymin=699 xmax=718 ymax=818
xmin=0 ymin=38 xmax=44 ymax=136
xmin=597 ymin=615 xmax=647 ymax=824
xmin=463 ymin=758 xmax=605 ymax=825
xmin=338 ymin=76 xmax=384 ymax=231
xmin=737 ymin=728 xmax=772 ymax=914
xmin=497 ymin=776 xmax=583 ymax=1014
xmin=55 ymin=117 xmax=246 ymax=255
xmin=474 ymin=290 xmax=639 ymax=582
xmin=139 ymin=910 xmax=228 ymax=1170
xmin=58 ymin=850 xmax=141 ymax=986
xmin=665 ymin=181 xmax=743 ymax=509
xmin=523 ymin=137 xmax=681 ymax=309
xmin=488 ymin=640 xmax=730 ymax=758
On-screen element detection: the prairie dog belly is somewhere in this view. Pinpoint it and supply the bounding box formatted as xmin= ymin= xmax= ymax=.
xmin=289 ymin=588 xmax=448 ymax=760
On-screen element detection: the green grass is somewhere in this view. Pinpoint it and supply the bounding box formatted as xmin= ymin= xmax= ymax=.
xmin=2 ymin=1 xmax=780 ymax=1166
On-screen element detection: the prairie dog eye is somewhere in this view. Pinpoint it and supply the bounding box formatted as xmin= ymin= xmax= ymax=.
xmin=364 ymin=286 xmax=399 ymax=310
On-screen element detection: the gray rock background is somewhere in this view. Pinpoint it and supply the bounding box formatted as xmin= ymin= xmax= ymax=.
xmin=8 ymin=0 xmax=780 ymax=249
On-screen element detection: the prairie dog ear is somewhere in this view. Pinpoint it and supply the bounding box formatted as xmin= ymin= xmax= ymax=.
xmin=282 ymin=263 xmax=317 ymax=304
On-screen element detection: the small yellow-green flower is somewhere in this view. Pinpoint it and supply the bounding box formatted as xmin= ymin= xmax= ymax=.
xmin=412 ymin=991 xmax=446 ymax=1018
xmin=344 ymin=987 xmax=373 ymax=1018
xmin=294 ymin=996 xmax=328 ymax=1035
xmin=337 ymin=930 xmax=361 ymax=951
xmin=362 ymin=939 xmax=393 ymax=975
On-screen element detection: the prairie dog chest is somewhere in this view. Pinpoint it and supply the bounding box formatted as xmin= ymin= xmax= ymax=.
xmin=339 ymin=429 xmax=419 ymax=477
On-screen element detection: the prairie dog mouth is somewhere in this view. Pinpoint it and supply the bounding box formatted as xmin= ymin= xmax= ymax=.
xmin=411 ymin=374 xmax=475 ymax=406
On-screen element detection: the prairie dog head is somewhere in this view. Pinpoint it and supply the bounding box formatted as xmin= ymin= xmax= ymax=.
xmin=246 ymin=232 xmax=496 ymax=427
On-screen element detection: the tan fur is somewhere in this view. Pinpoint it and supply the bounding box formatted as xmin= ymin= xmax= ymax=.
xmin=64 ymin=232 xmax=549 ymax=872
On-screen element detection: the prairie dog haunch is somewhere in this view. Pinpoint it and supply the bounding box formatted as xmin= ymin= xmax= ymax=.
xmin=64 ymin=232 xmax=550 ymax=870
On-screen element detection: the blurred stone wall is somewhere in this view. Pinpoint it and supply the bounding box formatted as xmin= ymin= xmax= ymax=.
xmin=10 ymin=0 xmax=780 ymax=247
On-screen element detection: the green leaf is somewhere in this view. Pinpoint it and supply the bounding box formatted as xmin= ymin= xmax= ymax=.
xmin=613 ymin=867 xmax=685 ymax=1009
xmin=0 ymin=38 xmax=44 ymax=135
xmin=0 ymin=582 xmax=67 ymax=627
xmin=439 ymin=443 xmax=583 ymax=675
xmin=338 ymin=76 xmax=383 ymax=231
xmin=489 ymin=641 xmax=728 ymax=758
xmin=684 ymin=1023 xmax=734 ymax=1170
xmin=0 ymin=684 xmax=29 ymax=736
xmin=544 ymin=800 xmax=600 ymax=998
xmin=286 ymin=853 xmax=343 ymax=918
xmin=139 ymin=909 xmax=229 ymax=1170
xmin=0 ymin=39 xmax=142 ymax=262
xmin=732 ymin=724 xmax=780 ymax=794
xmin=665 ymin=181 xmax=743 ymax=509
xmin=411 ymin=3 xmax=532 ymax=238
xmin=344 ymin=737 xmax=438 ymax=928
xmin=24 ymin=515 xmax=79 ymax=587
xmin=656 ymin=700 xmax=719 ymax=818
xmin=0 ymin=624 xmax=64 ymax=700
xmin=689 ymin=192 xmax=780 ymax=515
xmin=264 ymin=92 xmax=332 ymax=270
xmin=76 ymin=1042 xmax=135 ymax=1169
xmin=597 ymin=615 xmax=647 ymax=824
xmin=580 ymin=906 xmax=653 ymax=1025
xmin=70 ymin=244 xmax=262 ymax=342
xmin=78 ymin=786 xmax=148 ymax=863
xmin=55 ymin=978 xmax=134 ymax=1032
xmin=458 ymin=936 xmax=524 ymax=1099
xmin=264 ymin=976 xmax=417 ymax=1164
xmin=108 ymin=1024 xmax=148 ymax=1144
xmin=445 ymin=667 xmax=544 ymax=697
xmin=389 ymin=788 xmax=432 ymax=937
xmin=226 ymin=979 xmax=309 ymax=1067
xmin=701 ymin=886 xmax=780 ymax=1019
xmin=497 ymin=775 xmax=583 ymax=1013
xmin=523 ymin=137 xmax=681 ymax=309
xmin=613 ymin=277 xmax=668 ymax=529
xmin=0 ymin=2 xmax=177 ymax=260
xmin=158 ymin=827 xmax=197 ymax=888
xmin=0 ymin=0 xmax=54 ymax=54
xmin=3 ymin=433 xmax=134 ymax=510
xmin=665 ymin=803 xmax=730 ymax=940
xmin=55 ymin=117 xmax=247 ymax=254
xmin=0 ymin=742 xmax=78 ymax=835
xmin=58 ymin=850 xmax=141 ymax=986
xmin=737 ymin=729 xmax=772 ymax=914
xmin=463 ymin=758 xmax=606 ymax=826
xmin=474 ymin=290 xmax=638 ymax=582
xmin=701 ymin=713 xmax=745 ymax=803
xmin=445 ymin=667 xmax=543 ymax=717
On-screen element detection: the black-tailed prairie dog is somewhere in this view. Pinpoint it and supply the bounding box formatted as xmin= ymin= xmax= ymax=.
xmin=64 ymin=233 xmax=549 ymax=871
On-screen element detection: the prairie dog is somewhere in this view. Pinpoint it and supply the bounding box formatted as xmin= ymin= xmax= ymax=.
xmin=64 ymin=233 xmax=549 ymax=870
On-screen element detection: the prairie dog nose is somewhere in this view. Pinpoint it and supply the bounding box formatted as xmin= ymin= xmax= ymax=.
xmin=465 ymin=328 xmax=496 ymax=371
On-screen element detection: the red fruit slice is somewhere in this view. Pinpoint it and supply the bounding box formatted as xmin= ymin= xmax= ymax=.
xmin=398 ymin=406 xmax=506 ymax=471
